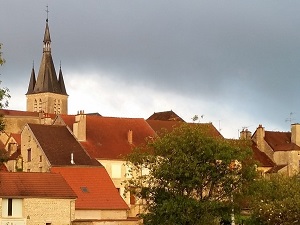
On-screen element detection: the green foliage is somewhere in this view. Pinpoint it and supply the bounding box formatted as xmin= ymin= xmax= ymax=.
xmin=125 ymin=123 xmax=256 ymax=225
xmin=0 ymin=43 xmax=5 ymax=66
xmin=0 ymin=149 xmax=9 ymax=164
xmin=0 ymin=43 xmax=10 ymax=131
xmin=247 ymin=175 xmax=300 ymax=225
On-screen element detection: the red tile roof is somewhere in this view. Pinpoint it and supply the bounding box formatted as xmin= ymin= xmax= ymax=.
xmin=51 ymin=167 xmax=129 ymax=210
xmin=0 ymin=164 xmax=8 ymax=172
xmin=27 ymin=124 xmax=100 ymax=166
xmin=0 ymin=109 xmax=40 ymax=117
xmin=264 ymin=131 xmax=300 ymax=151
xmin=60 ymin=115 xmax=155 ymax=160
xmin=6 ymin=133 xmax=21 ymax=146
xmin=147 ymin=110 xmax=185 ymax=122
xmin=0 ymin=172 xmax=77 ymax=198
xmin=147 ymin=120 xmax=223 ymax=138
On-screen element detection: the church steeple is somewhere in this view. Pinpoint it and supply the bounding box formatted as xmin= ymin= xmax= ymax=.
xmin=43 ymin=21 xmax=51 ymax=52
xmin=26 ymin=13 xmax=68 ymax=115
xmin=26 ymin=65 xmax=36 ymax=94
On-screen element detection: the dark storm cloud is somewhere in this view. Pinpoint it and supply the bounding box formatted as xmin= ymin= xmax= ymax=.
xmin=2 ymin=1 xmax=300 ymax=135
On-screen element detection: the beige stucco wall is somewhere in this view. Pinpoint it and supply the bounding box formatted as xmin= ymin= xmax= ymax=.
xmin=99 ymin=160 xmax=145 ymax=217
xmin=2 ymin=116 xmax=40 ymax=134
xmin=75 ymin=209 xmax=127 ymax=220
xmin=274 ymin=150 xmax=300 ymax=175
xmin=99 ymin=160 xmax=130 ymax=204
xmin=21 ymin=125 xmax=51 ymax=172
xmin=27 ymin=92 xmax=68 ymax=114
xmin=24 ymin=198 xmax=75 ymax=225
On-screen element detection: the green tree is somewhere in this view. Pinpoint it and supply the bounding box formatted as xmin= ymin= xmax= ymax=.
xmin=0 ymin=43 xmax=10 ymax=165
xmin=247 ymin=175 xmax=300 ymax=225
xmin=125 ymin=123 xmax=256 ymax=225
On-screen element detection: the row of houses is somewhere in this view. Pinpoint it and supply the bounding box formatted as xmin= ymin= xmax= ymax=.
xmin=2 ymin=16 xmax=300 ymax=225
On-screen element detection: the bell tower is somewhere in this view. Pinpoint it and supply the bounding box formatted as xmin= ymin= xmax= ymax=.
xmin=26 ymin=16 xmax=68 ymax=114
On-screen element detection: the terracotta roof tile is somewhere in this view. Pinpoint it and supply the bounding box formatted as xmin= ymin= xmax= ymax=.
xmin=0 ymin=109 xmax=40 ymax=117
xmin=60 ymin=115 xmax=155 ymax=160
xmin=28 ymin=124 xmax=100 ymax=166
xmin=147 ymin=110 xmax=185 ymax=122
xmin=264 ymin=131 xmax=300 ymax=151
xmin=51 ymin=167 xmax=129 ymax=210
xmin=0 ymin=172 xmax=77 ymax=198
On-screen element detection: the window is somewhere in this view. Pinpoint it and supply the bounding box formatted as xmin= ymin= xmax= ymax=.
xmin=39 ymin=167 xmax=42 ymax=172
xmin=34 ymin=99 xmax=37 ymax=112
xmin=2 ymin=198 xmax=22 ymax=218
xmin=8 ymin=198 xmax=12 ymax=216
xmin=39 ymin=155 xmax=42 ymax=162
xmin=111 ymin=164 xmax=122 ymax=178
xmin=46 ymin=223 xmax=52 ymax=225
xmin=39 ymin=99 xmax=42 ymax=112
xmin=27 ymin=148 xmax=31 ymax=162
xmin=80 ymin=187 xmax=89 ymax=193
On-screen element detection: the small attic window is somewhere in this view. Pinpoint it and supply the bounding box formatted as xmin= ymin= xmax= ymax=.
xmin=80 ymin=187 xmax=89 ymax=193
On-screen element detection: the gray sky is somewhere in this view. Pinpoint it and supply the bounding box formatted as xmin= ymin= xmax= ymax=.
xmin=1 ymin=1 xmax=300 ymax=138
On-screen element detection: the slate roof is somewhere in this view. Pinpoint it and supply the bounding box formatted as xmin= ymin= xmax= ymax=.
xmin=51 ymin=167 xmax=129 ymax=210
xmin=147 ymin=120 xmax=223 ymax=138
xmin=27 ymin=124 xmax=100 ymax=166
xmin=0 ymin=172 xmax=77 ymax=198
xmin=26 ymin=20 xmax=67 ymax=95
xmin=264 ymin=131 xmax=300 ymax=151
xmin=147 ymin=110 xmax=185 ymax=122
xmin=60 ymin=115 xmax=155 ymax=160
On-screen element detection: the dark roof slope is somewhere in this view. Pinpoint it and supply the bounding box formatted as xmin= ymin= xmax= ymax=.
xmin=0 ymin=172 xmax=77 ymax=198
xmin=264 ymin=131 xmax=300 ymax=151
xmin=147 ymin=110 xmax=185 ymax=122
xmin=147 ymin=120 xmax=223 ymax=138
xmin=51 ymin=167 xmax=129 ymax=210
xmin=252 ymin=142 xmax=275 ymax=167
xmin=28 ymin=124 xmax=100 ymax=166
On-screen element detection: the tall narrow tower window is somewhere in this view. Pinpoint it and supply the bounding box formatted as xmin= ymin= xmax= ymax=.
xmin=34 ymin=99 xmax=37 ymax=112
xmin=39 ymin=99 xmax=42 ymax=112
xmin=57 ymin=100 xmax=61 ymax=114
xmin=54 ymin=99 xmax=57 ymax=114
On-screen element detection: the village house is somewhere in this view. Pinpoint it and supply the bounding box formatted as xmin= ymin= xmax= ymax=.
xmin=0 ymin=172 xmax=77 ymax=225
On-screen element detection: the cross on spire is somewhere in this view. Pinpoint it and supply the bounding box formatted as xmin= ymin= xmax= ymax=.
xmin=46 ymin=5 xmax=49 ymax=22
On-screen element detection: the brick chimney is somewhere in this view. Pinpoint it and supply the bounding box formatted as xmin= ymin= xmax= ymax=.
xmin=291 ymin=123 xmax=300 ymax=146
xmin=239 ymin=129 xmax=252 ymax=140
xmin=128 ymin=130 xmax=133 ymax=144
xmin=73 ymin=110 xmax=86 ymax=142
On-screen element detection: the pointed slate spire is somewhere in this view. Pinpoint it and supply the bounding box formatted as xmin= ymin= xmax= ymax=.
xmin=26 ymin=66 xmax=36 ymax=94
xmin=43 ymin=20 xmax=51 ymax=52
xmin=32 ymin=19 xmax=67 ymax=95
xmin=58 ymin=64 xmax=68 ymax=95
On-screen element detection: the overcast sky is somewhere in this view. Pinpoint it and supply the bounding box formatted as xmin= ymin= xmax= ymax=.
xmin=1 ymin=1 xmax=300 ymax=138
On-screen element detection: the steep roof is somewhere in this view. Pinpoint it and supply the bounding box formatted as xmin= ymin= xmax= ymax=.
xmin=264 ymin=131 xmax=300 ymax=151
xmin=27 ymin=124 xmax=100 ymax=166
xmin=0 ymin=172 xmax=77 ymax=198
xmin=60 ymin=115 xmax=155 ymax=160
xmin=51 ymin=167 xmax=129 ymax=210
xmin=147 ymin=120 xmax=223 ymax=138
xmin=26 ymin=67 xmax=36 ymax=94
xmin=252 ymin=142 xmax=275 ymax=167
xmin=27 ymin=20 xmax=67 ymax=95
xmin=147 ymin=110 xmax=185 ymax=122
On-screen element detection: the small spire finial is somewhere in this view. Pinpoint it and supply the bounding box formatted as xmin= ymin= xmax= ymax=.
xmin=32 ymin=60 xmax=34 ymax=68
xmin=46 ymin=5 xmax=49 ymax=22
xmin=60 ymin=60 xmax=62 ymax=69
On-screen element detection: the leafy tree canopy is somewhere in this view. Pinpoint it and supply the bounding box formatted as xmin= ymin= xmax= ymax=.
xmin=247 ymin=175 xmax=300 ymax=225
xmin=125 ymin=123 xmax=256 ymax=225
